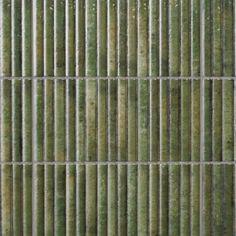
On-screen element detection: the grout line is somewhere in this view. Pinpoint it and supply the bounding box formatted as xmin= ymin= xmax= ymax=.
xmin=0 ymin=76 xmax=236 ymax=80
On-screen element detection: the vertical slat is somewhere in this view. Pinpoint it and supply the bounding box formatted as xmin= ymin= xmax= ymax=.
xmin=204 ymin=0 xmax=212 ymax=76
xmin=54 ymin=80 xmax=66 ymax=236
xmin=85 ymin=80 xmax=97 ymax=235
xmin=191 ymin=0 xmax=200 ymax=234
xmin=22 ymin=79 xmax=32 ymax=236
xmin=107 ymin=72 xmax=118 ymax=236
xmin=44 ymin=0 xmax=54 ymax=76
xmin=137 ymin=0 xmax=149 ymax=226
xmin=118 ymin=0 xmax=127 ymax=76
xmin=117 ymin=1 xmax=127 ymax=235
xmin=12 ymin=83 xmax=22 ymax=236
xmin=107 ymin=0 xmax=118 ymax=234
xmin=32 ymin=79 xmax=44 ymax=236
xmin=76 ymin=80 xmax=86 ymax=236
xmin=169 ymin=2 xmax=181 ymax=236
xmin=85 ymin=2 xmax=97 ymax=235
xmin=181 ymin=0 xmax=190 ymax=76
xmin=159 ymin=80 xmax=169 ymax=236
xmin=0 ymin=0 xmax=11 ymax=75
xmin=212 ymin=0 xmax=222 ymax=76
xmin=1 ymin=80 xmax=12 ymax=235
xmin=44 ymin=0 xmax=54 ymax=235
xmin=0 ymin=2 xmax=12 ymax=233
xmin=149 ymin=80 xmax=159 ymax=236
xmin=211 ymin=0 xmax=224 ymax=222
xmin=180 ymin=81 xmax=191 ymax=236
xmin=65 ymin=0 xmax=75 ymax=76
xmin=54 ymin=1 xmax=66 ymax=236
xmin=97 ymin=0 xmax=108 ymax=235
xmin=203 ymin=80 xmax=213 ymax=235
xmin=65 ymin=79 xmax=76 ymax=236
xmin=191 ymin=0 xmax=200 ymax=76
xmin=97 ymin=1 xmax=107 ymax=235
xmin=75 ymin=0 xmax=85 ymax=76
xmin=44 ymin=79 xmax=54 ymax=236
xmin=12 ymin=1 xmax=22 ymax=235
xmin=222 ymin=1 xmax=234 ymax=234
xmin=127 ymin=1 xmax=137 ymax=235
xmin=54 ymin=0 xmax=65 ymax=76
xmin=212 ymin=86 xmax=223 ymax=235
xmin=65 ymin=1 xmax=76 ymax=235
xmin=149 ymin=5 xmax=159 ymax=234
xmin=22 ymin=2 xmax=32 ymax=233
xmin=149 ymin=0 xmax=159 ymax=76
xmin=169 ymin=80 xmax=181 ymax=236
xmin=75 ymin=0 xmax=86 ymax=235
xmin=159 ymin=0 xmax=169 ymax=234
xmin=33 ymin=1 xmax=44 ymax=234
xmin=222 ymin=80 xmax=234 ymax=235
xmin=149 ymin=164 xmax=159 ymax=236
xmin=127 ymin=165 xmax=137 ymax=236
xmin=127 ymin=79 xmax=137 ymax=235
xmin=191 ymin=80 xmax=200 ymax=236
xmin=108 ymin=0 xmax=117 ymax=76
xmin=22 ymin=0 xmax=32 ymax=76
xmin=203 ymin=4 xmax=212 ymax=236
xmin=85 ymin=0 xmax=97 ymax=76
xmin=117 ymin=80 xmax=127 ymax=235
xmin=180 ymin=4 xmax=191 ymax=235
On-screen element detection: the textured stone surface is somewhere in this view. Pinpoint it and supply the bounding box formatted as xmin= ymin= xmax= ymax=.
xmin=0 ymin=0 xmax=235 ymax=235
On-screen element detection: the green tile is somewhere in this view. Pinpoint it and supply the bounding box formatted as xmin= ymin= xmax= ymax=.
xmin=0 ymin=0 xmax=235 ymax=235
xmin=0 ymin=78 xmax=233 ymax=236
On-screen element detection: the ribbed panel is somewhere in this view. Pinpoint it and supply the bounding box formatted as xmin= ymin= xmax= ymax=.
xmin=0 ymin=0 xmax=235 ymax=235
xmin=0 ymin=0 xmax=203 ymax=77
xmin=0 ymin=78 xmax=234 ymax=235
